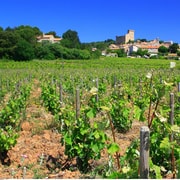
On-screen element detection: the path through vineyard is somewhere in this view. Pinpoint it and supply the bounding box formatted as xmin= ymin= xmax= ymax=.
xmin=0 ymin=79 xmax=145 ymax=178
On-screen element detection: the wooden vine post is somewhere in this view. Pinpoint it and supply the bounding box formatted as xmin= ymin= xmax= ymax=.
xmin=169 ymin=93 xmax=175 ymax=178
xmin=95 ymin=78 xmax=99 ymax=102
xmin=169 ymin=93 xmax=174 ymax=139
xmin=113 ymin=75 xmax=117 ymax=88
xmin=59 ymin=83 xmax=63 ymax=105
xmin=76 ymin=88 xmax=80 ymax=120
xmin=140 ymin=126 xmax=150 ymax=179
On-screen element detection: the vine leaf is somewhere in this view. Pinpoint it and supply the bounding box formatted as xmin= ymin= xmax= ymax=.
xmin=86 ymin=109 xmax=95 ymax=118
xmin=107 ymin=143 xmax=120 ymax=154
xmin=160 ymin=137 xmax=171 ymax=150
xmin=171 ymin=125 xmax=180 ymax=133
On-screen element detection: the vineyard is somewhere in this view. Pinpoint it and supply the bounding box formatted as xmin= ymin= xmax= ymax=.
xmin=0 ymin=58 xmax=180 ymax=178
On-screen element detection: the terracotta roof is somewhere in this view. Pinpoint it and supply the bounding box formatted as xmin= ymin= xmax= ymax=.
xmin=140 ymin=45 xmax=160 ymax=49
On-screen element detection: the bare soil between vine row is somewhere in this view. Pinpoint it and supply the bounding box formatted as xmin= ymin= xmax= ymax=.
xmin=0 ymin=79 xmax=146 ymax=179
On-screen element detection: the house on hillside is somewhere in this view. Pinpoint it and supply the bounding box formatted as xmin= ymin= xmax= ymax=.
xmin=128 ymin=45 xmax=139 ymax=54
xmin=141 ymin=45 xmax=159 ymax=54
xmin=37 ymin=34 xmax=62 ymax=43
xmin=128 ymin=44 xmax=160 ymax=56
xmin=109 ymin=44 xmax=120 ymax=50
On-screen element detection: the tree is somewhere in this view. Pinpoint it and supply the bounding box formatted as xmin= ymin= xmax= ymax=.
xmin=0 ymin=31 xmax=20 ymax=59
xmin=81 ymin=43 xmax=93 ymax=50
xmin=15 ymin=25 xmax=42 ymax=45
xmin=35 ymin=44 xmax=55 ymax=60
xmin=104 ymin=39 xmax=115 ymax=44
xmin=61 ymin=29 xmax=81 ymax=49
xmin=136 ymin=48 xmax=148 ymax=57
xmin=96 ymin=42 xmax=107 ymax=51
xmin=91 ymin=49 xmax=101 ymax=59
xmin=115 ymin=49 xmax=126 ymax=57
xmin=158 ymin=46 xmax=168 ymax=54
xmin=136 ymin=38 xmax=148 ymax=42
xmin=0 ymin=27 xmax=3 ymax=32
xmin=5 ymin=26 xmax=14 ymax=31
xmin=13 ymin=39 xmax=35 ymax=61
xmin=177 ymin=51 xmax=180 ymax=56
xmin=169 ymin=43 xmax=179 ymax=53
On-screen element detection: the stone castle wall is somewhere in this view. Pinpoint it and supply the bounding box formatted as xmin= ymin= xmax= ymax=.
xmin=125 ymin=30 xmax=134 ymax=43
xmin=116 ymin=30 xmax=134 ymax=44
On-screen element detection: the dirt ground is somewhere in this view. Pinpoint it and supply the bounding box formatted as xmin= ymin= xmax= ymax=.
xmin=0 ymin=79 xmax=145 ymax=179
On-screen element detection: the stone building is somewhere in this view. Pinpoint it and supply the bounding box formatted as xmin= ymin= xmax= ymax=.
xmin=116 ymin=30 xmax=134 ymax=44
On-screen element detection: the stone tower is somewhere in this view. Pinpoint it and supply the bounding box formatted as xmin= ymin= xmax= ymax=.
xmin=116 ymin=29 xmax=135 ymax=44
xmin=125 ymin=30 xmax=134 ymax=43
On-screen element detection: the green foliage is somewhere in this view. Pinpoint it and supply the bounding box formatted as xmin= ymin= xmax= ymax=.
xmin=169 ymin=43 xmax=179 ymax=53
xmin=0 ymin=25 xmax=41 ymax=60
xmin=116 ymin=49 xmax=127 ymax=57
xmin=110 ymin=100 xmax=132 ymax=133
xmin=90 ymin=49 xmax=101 ymax=59
xmin=70 ymin=48 xmax=91 ymax=59
xmin=61 ymin=29 xmax=81 ymax=49
xmin=48 ymin=43 xmax=64 ymax=59
xmin=35 ymin=43 xmax=91 ymax=60
xmin=108 ymin=49 xmax=126 ymax=57
xmin=110 ymin=88 xmax=133 ymax=133
xmin=62 ymin=117 xmax=107 ymax=172
xmin=41 ymin=81 xmax=108 ymax=173
xmin=150 ymin=117 xmax=180 ymax=172
xmin=0 ymin=31 xmax=20 ymax=59
xmin=107 ymin=143 xmax=120 ymax=154
xmin=177 ymin=51 xmax=180 ymax=56
xmin=149 ymin=159 xmax=162 ymax=179
xmin=81 ymin=39 xmax=114 ymax=52
xmin=1 ymin=58 xmax=179 ymax=178
xmin=41 ymin=83 xmax=60 ymax=114
xmin=105 ymin=139 xmax=140 ymax=178
xmin=59 ymin=90 xmax=108 ymax=172
xmin=13 ymin=39 xmax=35 ymax=61
xmin=158 ymin=45 xmax=168 ymax=54
xmin=177 ymin=159 xmax=180 ymax=178
xmin=0 ymin=126 xmax=19 ymax=152
xmin=136 ymin=48 xmax=148 ymax=56
xmin=0 ymin=84 xmax=31 ymax=153
xmin=15 ymin=25 xmax=42 ymax=45
xmin=0 ymin=25 xmax=86 ymax=61
xmin=35 ymin=44 xmax=55 ymax=60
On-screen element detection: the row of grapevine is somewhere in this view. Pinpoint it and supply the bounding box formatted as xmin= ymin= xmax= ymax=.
xmin=39 ymin=67 xmax=180 ymax=178
xmin=0 ymin=78 xmax=32 ymax=160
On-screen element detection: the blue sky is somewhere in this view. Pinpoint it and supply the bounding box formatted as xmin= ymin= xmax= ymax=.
xmin=1 ymin=0 xmax=180 ymax=43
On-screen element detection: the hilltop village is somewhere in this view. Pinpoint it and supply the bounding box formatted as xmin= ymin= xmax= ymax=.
xmin=37 ymin=29 xmax=180 ymax=59
xmin=103 ymin=30 xmax=179 ymax=58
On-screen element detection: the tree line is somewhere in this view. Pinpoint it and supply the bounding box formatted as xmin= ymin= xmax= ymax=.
xmin=0 ymin=25 xmax=114 ymax=61
xmin=0 ymin=25 xmax=179 ymax=61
